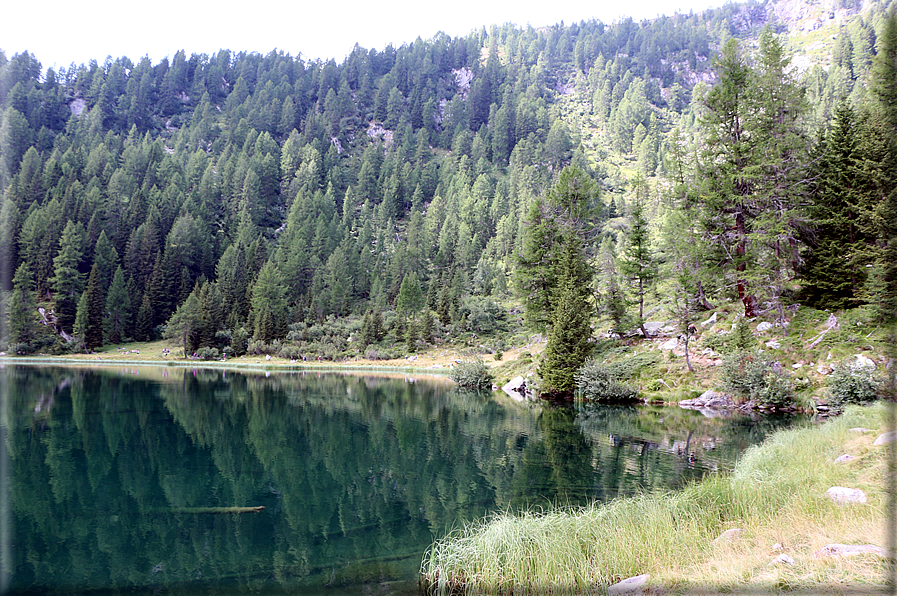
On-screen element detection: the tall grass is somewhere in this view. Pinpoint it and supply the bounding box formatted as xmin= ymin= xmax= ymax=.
xmin=420 ymin=404 xmax=890 ymax=594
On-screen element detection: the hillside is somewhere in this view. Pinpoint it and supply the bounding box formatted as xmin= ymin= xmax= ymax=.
xmin=0 ymin=0 xmax=895 ymax=402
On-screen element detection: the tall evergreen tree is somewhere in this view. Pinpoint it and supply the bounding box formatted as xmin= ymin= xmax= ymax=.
xmin=104 ymin=266 xmax=130 ymax=344
xmin=50 ymin=220 xmax=85 ymax=333
xmin=538 ymin=242 xmax=594 ymax=398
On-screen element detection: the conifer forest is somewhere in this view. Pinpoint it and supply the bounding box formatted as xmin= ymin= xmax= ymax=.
xmin=1 ymin=0 xmax=896 ymax=397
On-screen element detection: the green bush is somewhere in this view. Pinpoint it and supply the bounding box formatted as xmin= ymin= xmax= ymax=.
xmin=450 ymin=360 xmax=494 ymax=390
xmin=721 ymin=350 xmax=794 ymax=407
xmin=574 ymin=359 xmax=640 ymax=403
xmin=827 ymin=359 xmax=881 ymax=408
xmin=195 ymin=347 xmax=220 ymax=360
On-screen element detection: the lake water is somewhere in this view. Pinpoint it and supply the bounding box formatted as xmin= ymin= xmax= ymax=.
xmin=1 ymin=364 xmax=807 ymax=595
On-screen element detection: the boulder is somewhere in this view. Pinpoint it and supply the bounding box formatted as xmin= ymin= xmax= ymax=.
xmin=765 ymin=340 xmax=781 ymax=349
xmin=826 ymin=486 xmax=867 ymax=505
xmin=643 ymin=321 xmax=665 ymax=336
xmin=813 ymin=544 xmax=888 ymax=559
xmin=834 ymin=454 xmax=856 ymax=464
xmin=852 ymin=354 xmax=876 ymax=370
xmin=607 ymin=574 xmax=650 ymax=596
xmin=502 ymin=376 xmax=527 ymax=402
xmin=756 ymin=321 xmax=774 ymax=332
xmin=713 ymin=528 xmax=743 ymax=544
xmin=873 ymin=431 xmax=897 ymax=446
xmin=700 ymin=312 xmax=718 ymax=327
xmin=660 ymin=337 xmax=678 ymax=351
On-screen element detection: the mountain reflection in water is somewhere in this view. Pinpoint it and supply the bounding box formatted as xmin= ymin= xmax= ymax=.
xmin=1 ymin=364 xmax=806 ymax=595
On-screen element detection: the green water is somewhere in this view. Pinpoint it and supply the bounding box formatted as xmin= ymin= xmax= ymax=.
xmin=0 ymin=364 xmax=806 ymax=595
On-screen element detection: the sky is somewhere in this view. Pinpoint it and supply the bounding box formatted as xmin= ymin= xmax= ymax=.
xmin=2 ymin=0 xmax=729 ymax=71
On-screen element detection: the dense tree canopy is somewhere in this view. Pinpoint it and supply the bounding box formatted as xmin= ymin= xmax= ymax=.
xmin=0 ymin=2 xmax=895 ymax=394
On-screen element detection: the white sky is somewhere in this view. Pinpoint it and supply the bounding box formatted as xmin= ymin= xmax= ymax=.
xmin=2 ymin=0 xmax=728 ymax=71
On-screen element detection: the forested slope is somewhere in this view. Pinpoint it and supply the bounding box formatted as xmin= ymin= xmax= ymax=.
xmin=1 ymin=0 xmax=895 ymax=373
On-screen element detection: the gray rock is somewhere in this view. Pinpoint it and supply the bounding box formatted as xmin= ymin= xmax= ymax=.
xmin=643 ymin=321 xmax=665 ymax=335
xmin=765 ymin=340 xmax=781 ymax=349
xmin=873 ymin=431 xmax=897 ymax=446
xmin=813 ymin=544 xmax=888 ymax=559
xmin=606 ymin=573 xmax=650 ymax=596
xmin=852 ymin=354 xmax=876 ymax=370
xmin=502 ymin=376 xmax=527 ymax=402
xmin=849 ymin=427 xmax=873 ymax=433
xmin=756 ymin=321 xmax=774 ymax=332
xmin=834 ymin=454 xmax=856 ymax=463
xmin=826 ymin=486 xmax=867 ymax=505
xmin=713 ymin=528 xmax=743 ymax=543
xmin=700 ymin=312 xmax=718 ymax=327
xmin=660 ymin=337 xmax=678 ymax=350
xmin=771 ymin=554 xmax=795 ymax=565
xmin=660 ymin=325 xmax=677 ymax=334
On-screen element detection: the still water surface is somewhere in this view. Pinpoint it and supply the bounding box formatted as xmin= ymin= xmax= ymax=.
xmin=2 ymin=364 xmax=807 ymax=595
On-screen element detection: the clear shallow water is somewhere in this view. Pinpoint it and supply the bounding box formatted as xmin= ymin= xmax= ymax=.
xmin=1 ymin=364 xmax=808 ymax=595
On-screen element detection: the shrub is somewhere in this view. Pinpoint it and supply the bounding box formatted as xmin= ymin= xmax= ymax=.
xmin=277 ymin=344 xmax=304 ymax=360
xmin=574 ymin=359 xmax=640 ymax=403
xmin=195 ymin=347 xmax=220 ymax=360
xmin=828 ymin=359 xmax=881 ymax=408
xmin=721 ymin=350 xmax=794 ymax=407
xmin=450 ymin=360 xmax=494 ymax=390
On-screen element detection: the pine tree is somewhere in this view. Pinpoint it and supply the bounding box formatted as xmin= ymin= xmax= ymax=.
xmin=104 ymin=266 xmax=130 ymax=344
xmin=82 ymin=264 xmax=104 ymax=351
xmin=619 ymin=178 xmax=656 ymax=338
xmin=50 ymin=220 xmax=85 ymax=333
xmin=514 ymin=166 xmax=598 ymax=331
xmin=163 ymin=292 xmax=202 ymax=358
xmin=249 ymin=261 xmax=288 ymax=342
xmin=7 ymin=263 xmax=37 ymax=350
xmin=538 ymin=243 xmax=594 ymax=398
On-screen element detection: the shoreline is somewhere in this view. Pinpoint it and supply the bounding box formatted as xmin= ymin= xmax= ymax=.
xmin=421 ymin=402 xmax=893 ymax=594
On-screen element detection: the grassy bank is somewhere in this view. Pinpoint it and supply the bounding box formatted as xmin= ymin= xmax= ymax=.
xmin=421 ymin=403 xmax=893 ymax=595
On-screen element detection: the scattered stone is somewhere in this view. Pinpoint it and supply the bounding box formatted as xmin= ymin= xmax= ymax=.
xmin=873 ymin=431 xmax=897 ymax=446
xmin=813 ymin=544 xmax=888 ymax=559
xmin=700 ymin=312 xmax=718 ymax=327
xmin=771 ymin=554 xmax=795 ymax=565
xmin=826 ymin=486 xmax=867 ymax=505
xmin=660 ymin=337 xmax=679 ymax=350
xmin=849 ymin=427 xmax=873 ymax=433
xmin=660 ymin=325 xmax=676 ymax=334
xmin=772 ymin=543 xmax=784 ymax=551
xmin=816 ymin=405 xmax=830 ymax=411
xmin=765 ymin=340 xmax=781 ymax=349
xmin=757 ymin=322 xmax=774 ymax=332
xmin=834 ymin=454 xmax=856 ymax=464
xmin=713 ymin=528 xmax=743 ymax=543
xmin=816 ymin=364 xmax=832 ymax=375
xmin=853 ymin=354 xmax=876 ymax=370
xmin=792 ymin=363 xmax=803 ymax=369
xmin=607 ymin=574 xmax=650 ymax=596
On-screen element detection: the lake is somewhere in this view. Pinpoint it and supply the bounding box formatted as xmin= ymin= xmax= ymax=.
xmin=0 ymin=363 xmax=807 ymax=595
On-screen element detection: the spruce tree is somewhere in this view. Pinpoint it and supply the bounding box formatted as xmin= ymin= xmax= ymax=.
xmin=82 ymin=264 xmax=104 ymax=351
xmin=538 ymin=242 xmax=594 ymax=399
xmin=104 ymin=266 xmax=130 ymax=344
xmin=50 ymin=220 xmax=85 ymax=333
xmin=619 ymin=179 xmax=656 ymax=338
xmin=7 ymin=263 xmax=37 ymax=350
